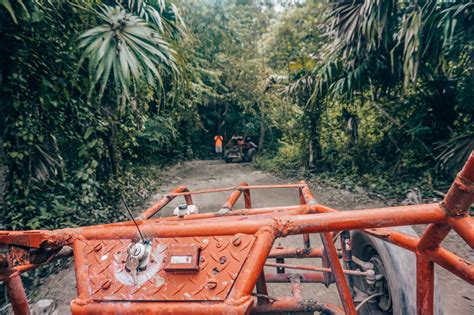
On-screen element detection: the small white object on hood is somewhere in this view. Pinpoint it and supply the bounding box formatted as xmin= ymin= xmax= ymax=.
xmin=173 ymin=204 xmax=199 ymax=217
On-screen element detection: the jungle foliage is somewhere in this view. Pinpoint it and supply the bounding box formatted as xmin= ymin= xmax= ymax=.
xmin=0 ymin=0 xmax=191 ymax=229
xmin=258 ymin=0 xmax=473 ymax=198
xmin=0 ymin=0 xmax=473 ymax=231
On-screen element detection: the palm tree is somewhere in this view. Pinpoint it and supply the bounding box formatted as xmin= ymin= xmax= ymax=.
xmin=78 ymin=0 xmax=185 ymax=177
xmin=313 ymin=0 xmax=473 ymax=100
xmin=78 ymin=1 xmax=183 ymax=99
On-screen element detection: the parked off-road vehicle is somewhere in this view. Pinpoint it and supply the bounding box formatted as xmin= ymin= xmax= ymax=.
xmin=224 ymin=136 xmax=257 ymax=163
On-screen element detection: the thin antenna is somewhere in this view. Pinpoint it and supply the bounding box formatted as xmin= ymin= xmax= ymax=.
xmin=121 ymin=196 xmax=146 ymax=243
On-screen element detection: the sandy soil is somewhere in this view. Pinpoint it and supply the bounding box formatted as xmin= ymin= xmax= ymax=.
xmin=32 ymin=160 xmax=473 ymax=314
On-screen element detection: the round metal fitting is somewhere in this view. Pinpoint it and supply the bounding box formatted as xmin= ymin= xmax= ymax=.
xmin=206 ymin=278 xmax=217 ymax=289
xmin=232 ymin=236 xmax=241 ymax=246
xmin=101 ymin=280 xmax=112 ymax=290
xmin=93 ymin=243 xmax=103 ymax=252
xmin=128 ymin=243 xmax=146 ymax=260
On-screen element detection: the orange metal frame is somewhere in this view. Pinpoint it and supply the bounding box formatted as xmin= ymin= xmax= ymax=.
xmin=0 ymin=152 xmax=473 ymax=315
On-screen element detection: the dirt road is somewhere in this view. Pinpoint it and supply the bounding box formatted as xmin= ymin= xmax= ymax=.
xmin=34 ymin=160 xmax=473 ymax=314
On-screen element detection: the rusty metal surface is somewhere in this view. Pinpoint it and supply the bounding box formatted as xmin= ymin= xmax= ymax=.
xmin=74 ymin=234 xmax=255 ymax=301
xmin=5 ymin=272 xmax=30 ymax=315
xmin=163 ymin=244 xmax=200 ymax=272
xmin=71 ymin=299 xmax=254 ymax=315
xmin=7 ymin=246 xmax=30 ymax=267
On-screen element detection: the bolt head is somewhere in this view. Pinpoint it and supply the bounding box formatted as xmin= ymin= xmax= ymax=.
xmin=206 ymin=278 xmax=217 ymax=289
xmin=219 ymin=256 xmax=227 ymax=264
xmin=94 ymin=243 xmax=103 ymax=252
xmin=232 ymin=236 xmax=241 ymax=246
xmin=101 ymin=280 xmax=112 ymax=290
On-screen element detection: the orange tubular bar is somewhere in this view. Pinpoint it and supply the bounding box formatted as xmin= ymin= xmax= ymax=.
xmin=364 ymin=228 xmax=474 ymax=284
xmin=415 ymin=151 xmax=474 ymax=314
xmin=442 ymin=152 xmax=474 ymax=218
xmin=137 ymin=186 xmax=192 ymax=219
xmin=49 ymin=203 xmax=445 ymax=240
xmin=252 ymin=275 xmax=344 ymax=314
xmin=166 ymin=184 xmax=306 ymax=197
xmin=264 ymin=272 xmax=326 ymax=283
xmin=265 ymin=262 xmax=368 ymax=276
xmin=0 ymin=203 xmax=447 ymax=246
xmin=320 ymin=230 xmax=356 ymax=314
xmin=427 ymin=246 xmax=474 ymax=284
xmin=268 ymin=247 xmax=324 ymax=258
xmin=220 ymin=182 xmax=247 ymax=210
xmin=253 ymin=299 xmax=344 ymax=315
xmin=229 ymin=228 xmax=275 ymax=300
xmin=243 ymin=187 xmax=252 ymax=208
xmin=300 ymin=182 xmax=317 ymax=205
xmin=70 ymin=205 xmax=303 ymax=230
xmin=449 ymin=216 xmax=474 ymax=249
xmin=5 ymin=272 xmax=30 ymax=315
xmin=70 ymin=299 xmax=254 ymax=315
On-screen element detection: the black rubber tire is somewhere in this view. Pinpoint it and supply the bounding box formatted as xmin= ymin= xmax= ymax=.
xmin=246 ymin=148 xmax=256 ymax=162
xmin=350 ymin=226 xmax=443 ymax=315
xmin=224 ymin=151 xmax=232 ymax=163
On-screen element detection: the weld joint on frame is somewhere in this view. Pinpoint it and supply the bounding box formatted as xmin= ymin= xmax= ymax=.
xmin=439 ymin=201 xmax=466 ymax=218
xmin=455 ymin=173 xmax=474 ymax=193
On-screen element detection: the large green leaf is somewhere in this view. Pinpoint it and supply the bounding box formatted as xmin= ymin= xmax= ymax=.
xmin=78 ymin=4 xmax=180 ymax=98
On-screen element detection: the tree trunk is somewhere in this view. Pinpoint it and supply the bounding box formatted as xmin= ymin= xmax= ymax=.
xmin=308 ymin=140 xmax=314 ymax=168
xmin=218 ymin=103 xmax=228 ymax=134
xmin=306 ymin=105 xmax=322 ymax=169
xmin=258 ymin=110 xmax=266 ymax=151
xmin=104 ymin=121 xmax=120 ymax=179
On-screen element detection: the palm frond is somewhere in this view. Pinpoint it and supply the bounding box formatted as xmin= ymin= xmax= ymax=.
xmin=435 ymin=133 xmax=474 ymax=175
xmin=31 ymin=135 xmax=64 ymax=182
xmin=78 ymin=5 xmax=179 ymax=98
xmin=314 ymin=0 xmax=473 ymax=102
xmin=1 ymin=0 xmax=28 ymax=24
xmin=325 ymin=0 xmax=395 ymax=60
xmin=125 ymin=0 xmax=185 ymax=36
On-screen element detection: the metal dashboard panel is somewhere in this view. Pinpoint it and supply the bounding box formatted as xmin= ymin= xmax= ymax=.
xmin=74 ymin=234 xmax=255 ymax=301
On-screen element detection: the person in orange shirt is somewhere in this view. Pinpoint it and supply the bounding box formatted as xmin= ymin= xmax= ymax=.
xmin=214 ymin=135 xmax=224 ymax=156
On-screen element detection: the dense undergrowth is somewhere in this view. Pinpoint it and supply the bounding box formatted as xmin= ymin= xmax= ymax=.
xmin=0 ymin=0 xmax=210 ymax=230
xmin=257 ymin=152 xmax=450 ymax=203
